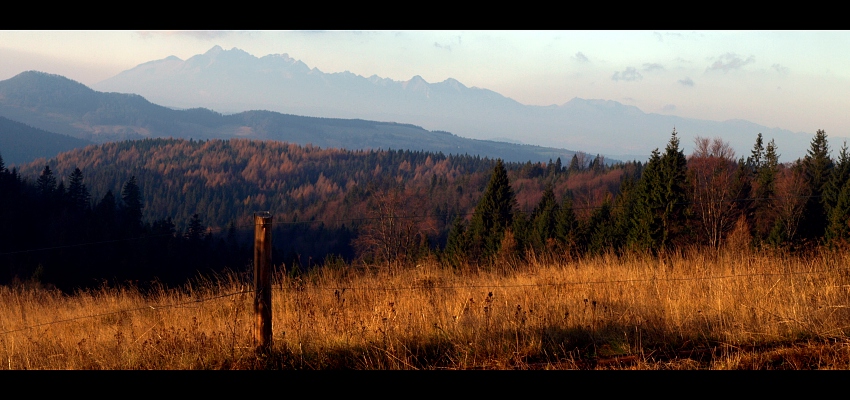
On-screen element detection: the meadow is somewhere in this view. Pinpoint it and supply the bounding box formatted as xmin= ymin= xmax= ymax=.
xmin=2 ymin=246 xmax=850 ymax=370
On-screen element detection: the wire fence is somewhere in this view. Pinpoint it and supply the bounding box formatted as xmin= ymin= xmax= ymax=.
xmin=2 ymin=263 xmax=848 ymax=337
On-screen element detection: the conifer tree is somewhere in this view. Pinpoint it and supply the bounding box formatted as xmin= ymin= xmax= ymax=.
xmin=554 ymin=193 xmax=579 ymax=253
xmin=585 ymin=197 xmax=616 ymax=255
xmin=747 ymin=138 xmax=779 ymax=241
xmin=628 ymin=129 xmax=690 ymax=252
xmin=747 ymin=133 xmax=764 ymax=171
xmin=67 ymin=167 xmax=90 ymax=213
xmin=443 ymin=215 xmax=470 ymax=266
xmin=800 ymin=129 xmax=833 ymax=240
xmin=467 ymin=159 xmax=517 ymax=263
xmin=530 ymin=184 xmax=559 ymax=253
xmin=36 ymin=165 xmax=56 ymax=200
xmin=825 ymin=178 xmax=850 ymax=245
xmin=823 ymin=141 xmax=850 ymax=219
xmin=121 ymin=176 xmax=144 ymax=234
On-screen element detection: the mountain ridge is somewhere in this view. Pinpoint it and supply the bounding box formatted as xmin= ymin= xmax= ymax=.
xmin=92 ymin=46 xmax=815 ymax=161
xmin=0 ymin=71 xmax=586 ymax=165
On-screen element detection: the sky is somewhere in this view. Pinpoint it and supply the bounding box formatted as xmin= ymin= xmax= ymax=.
xmin=1 ymin=30 xmax=848 ymax=138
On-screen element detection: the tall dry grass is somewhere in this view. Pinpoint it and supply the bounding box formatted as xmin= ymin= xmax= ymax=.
xmin=2 ymin=247 xmax=850 ymax=369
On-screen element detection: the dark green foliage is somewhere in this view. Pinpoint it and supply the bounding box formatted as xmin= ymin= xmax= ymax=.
xmin=36 ymin=165 xmax=57 ymax=200
xmin=443 ymin=216 xmax=469 ymax=266
xmin=751 ymin=139 xmax=780 ymax=242
xmin=584 ymin=198 xmax=616 ymax=255
xmin=554 ymin=194 xmax=578 ymax=252
xmin=121 ymin=176 xmax=144 ymax=234
xmin=466 ymin=159 xmax=517 ymax=263
xmin=825 ymin=142 xmax=850 ymax=245
xmin=825 ymin=178 xmax=850 ymax=245
xmin=823 ymin=141 xmax=850 ymax=220
xmin=529 ymin=184 xmax=559 ymax=253
xmin=747 ymin=132 xmax=764 ymax=171
xmin=800 ymin=129 xmax=833 ymax=240
xmin=627 ymin=130 xmax=690 ymax=252
xmin=66 ymin=167 xmax=90 ymax=212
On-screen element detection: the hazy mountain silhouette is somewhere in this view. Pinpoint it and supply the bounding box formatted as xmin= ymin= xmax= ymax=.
xmin=0 ymin=71 xmax=583 ymax=164
xmin=94 ymin=46 xmax=817 ymax=161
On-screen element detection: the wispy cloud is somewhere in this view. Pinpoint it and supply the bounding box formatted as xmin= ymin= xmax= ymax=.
xmin=772 ymin=63 xmax=790 ymax=74
xmin=573 ymin=52 xmax=589 ymax=63
xmin=612 ymin=67 xmax=642 ymax=82
xmin=434 ymin=42 xmax=451 ymax=51
xmin=706 ymin=53 xmax=755 ymax=73
xmin=137 ymin=31 xmax=232 ymax=41
xmin=642 ymin=63 xmax=664 ymax=72
xmin=678 ymin=77 xmax=694 ymax=87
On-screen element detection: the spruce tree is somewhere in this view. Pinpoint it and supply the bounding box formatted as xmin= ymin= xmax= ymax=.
xmin=554 ymin=193 xmax=579 ymax=253
xmin=800 ymin=129 xmax=833 ymax=240
xmin=36 ymin=165 xmax=56 ymax=200
xmin=823 ymin=141 xmax=850 ymax=219
xmin=825 ymin=178 xmax=850 ymax=245
xmin=121 ymin=176 xmax=144 ymax=234
xmin=67 ymin=167 xmax=90 ymax=213
xmin=467 ymin=159 xmax=517 ymax=263
xmin=628 ymin=129 xmax=690 ymax=252
xmin=530 ymin=184 xmax=559 ymax=253
xmin=444 ymin=215 xmax=469 ymax=266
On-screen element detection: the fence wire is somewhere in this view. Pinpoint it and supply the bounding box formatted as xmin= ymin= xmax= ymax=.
xmin=2 ymin=263 xmax=848 ymax=336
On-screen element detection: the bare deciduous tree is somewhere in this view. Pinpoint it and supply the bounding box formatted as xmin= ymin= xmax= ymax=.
xmin=353 ymin=188 xmax=437 ymax=268
xmin=771 ymin=164 xmax=811 ymax=243
xmin=688 ymin=137 xmax=741 ymax=249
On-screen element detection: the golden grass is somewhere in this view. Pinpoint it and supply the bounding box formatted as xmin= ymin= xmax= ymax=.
xmin=2 ymin=247 xmax=850 ymax=369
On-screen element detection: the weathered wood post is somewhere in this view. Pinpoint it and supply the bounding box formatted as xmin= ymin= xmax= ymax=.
xmin=254 ymin=211 xmax=273 ymax=353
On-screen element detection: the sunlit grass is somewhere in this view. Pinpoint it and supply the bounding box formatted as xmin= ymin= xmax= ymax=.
xmin=2 ymin=247 xmax=850 ymax=369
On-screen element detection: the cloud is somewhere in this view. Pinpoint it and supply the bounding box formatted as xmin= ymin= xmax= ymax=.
xmin=434 ymin=42 xmax=451 ymax=51
xmin=706 ymin=53 xmax=755 ymax=73
xmin=642 ymin=63 xmax=664 ymax=72
xmin=612 ymin=67 xmax=642 ymax=82
xmin=573 ymin=52 xmax=589 ymax=63
xmin=662 ymin=104 xmax=677 ymax=112
xmin=654 ymin=32 xmax=663 ymax=42
xmin=138 ymin=30 xmax=232 ymax=41
xmin=772 ymin=63 xmax=790 ymax=74
xmin=678 ymin=77 xmax=694 ymax=87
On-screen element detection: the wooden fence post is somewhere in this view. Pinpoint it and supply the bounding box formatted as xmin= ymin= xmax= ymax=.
xmin=254 ymin=211 xmax=273 ymax=353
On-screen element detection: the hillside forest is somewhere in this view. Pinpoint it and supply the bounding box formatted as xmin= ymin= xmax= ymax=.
xmin=1 ymin=129 xmax=847 ymax=291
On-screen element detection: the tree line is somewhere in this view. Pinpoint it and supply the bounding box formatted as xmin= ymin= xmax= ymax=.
xmin=437 ymin=128 xmax=850 ymax=268
xmin=4 ymin=128 xmax=846 ymax=289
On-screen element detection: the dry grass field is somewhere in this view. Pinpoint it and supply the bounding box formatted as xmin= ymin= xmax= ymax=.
xmin=3 ymin=246 xmax=850 ymax=369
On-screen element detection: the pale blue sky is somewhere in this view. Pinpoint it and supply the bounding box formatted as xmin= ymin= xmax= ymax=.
xmin=1 ymin=30 xmax=848 ymax=138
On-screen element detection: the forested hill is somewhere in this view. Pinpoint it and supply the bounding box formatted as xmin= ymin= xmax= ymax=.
xmin=0 ymin=116 xmax=92 ymax=165
xmin=15 ymin=138 xmax=621 ymax=233
xmin=4 ymin=138 xmax=626 ymax=290
xmin=0 ymin=71 xmax=583 ymax=164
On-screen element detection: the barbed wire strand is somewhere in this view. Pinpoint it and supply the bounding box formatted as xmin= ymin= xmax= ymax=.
xmin=0 ymin=289 xmax=253 ymax=336
xmin=2 ymin=263 xmax=847 ymax=336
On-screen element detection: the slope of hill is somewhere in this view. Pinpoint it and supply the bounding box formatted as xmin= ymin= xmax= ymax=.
xmin=0 ymin=116 xmax=92 ymax=165
xmin=0 ymin=71 xmax=582 ymax=164
xmin=93 ymin=45 xmax=815 ymax=161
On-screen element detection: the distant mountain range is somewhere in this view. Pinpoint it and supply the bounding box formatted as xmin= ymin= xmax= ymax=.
xmin=93 ymin=45 xmax=817 ymax=161
xmin=0 ymin=71 xmax=585 ymax=165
